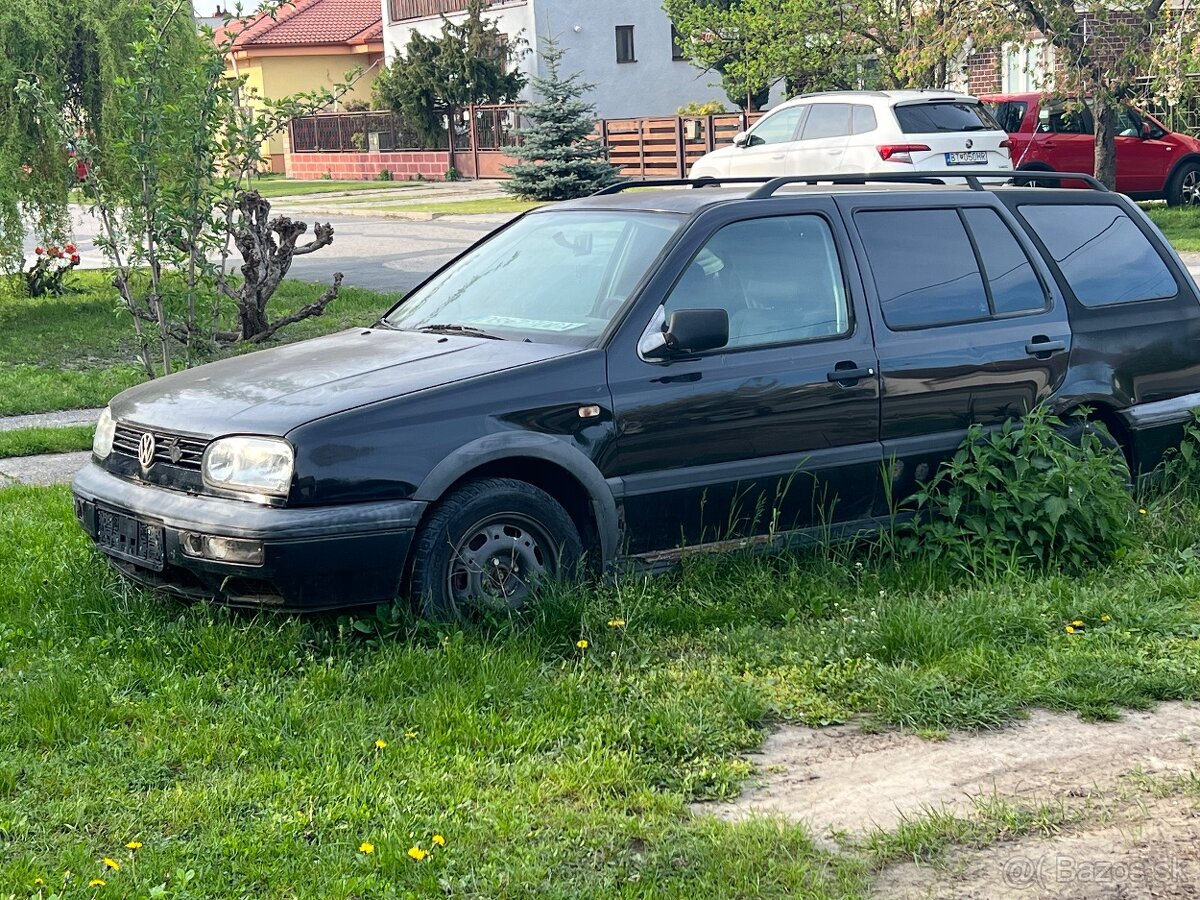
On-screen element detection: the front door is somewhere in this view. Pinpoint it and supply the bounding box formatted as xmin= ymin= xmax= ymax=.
xmin=1115 ymin=108 xmax=1174 ymax=195
xmin=605 ymin=204 xmax=882 ymax=555
xmin=727 ymin=105 xmax=809 ymax=177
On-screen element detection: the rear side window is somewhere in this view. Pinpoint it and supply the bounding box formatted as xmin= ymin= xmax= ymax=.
xmin=989 ymin=101 xmax=1027 ymax=133
xmin=803 ymin=104 xmax=852 ymax=139
xmin=1018 ymin=204 xmax=1177 ymax=306
xmin=962 ymin=208 xmax=1046 ymax=315
xmin=857 ymin=206 xmax=1048 ymax=329
xmin=856 ymin=209 xmax=990 ymax=329
xmin=895 ymin=102 xmax=1000 ymax=134
xmin=851 ymin=105 xmax=878 ymax=134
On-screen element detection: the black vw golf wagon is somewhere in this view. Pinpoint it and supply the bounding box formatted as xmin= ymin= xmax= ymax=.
xmin=72 ymin=172 xmax=1200 ymax=616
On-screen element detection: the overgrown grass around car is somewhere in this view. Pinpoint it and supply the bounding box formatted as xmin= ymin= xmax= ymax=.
xmin=0 ymin=272 xmax=402 ymax=416
xmin=7 ymin=435 xmax=1200 ymax=894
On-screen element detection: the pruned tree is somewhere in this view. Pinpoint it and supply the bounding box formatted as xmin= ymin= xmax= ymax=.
xmin=218 ymin=192 xmax=341 ymax=344
xmin=502 ymin=36 xmax=619 ymax=201
xmin=374 ymin=0 xmax=526 ymax=149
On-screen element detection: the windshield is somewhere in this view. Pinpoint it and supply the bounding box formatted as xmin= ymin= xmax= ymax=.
xmin=384 ymin=210 xmax=682 ymax=344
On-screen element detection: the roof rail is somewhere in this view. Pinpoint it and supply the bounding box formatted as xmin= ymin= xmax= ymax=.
xmin=593 ymin=176 xmax=773 ymax=195
xmin=746 ymin=170 xmax=1108 ymax=199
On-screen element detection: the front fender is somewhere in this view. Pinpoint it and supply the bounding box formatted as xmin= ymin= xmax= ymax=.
xmin=414 ymin=432 xmax=620 ymax=567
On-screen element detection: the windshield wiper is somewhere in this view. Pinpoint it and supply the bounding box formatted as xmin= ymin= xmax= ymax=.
xmin=415 ymin=323 xmax=506 ymax=340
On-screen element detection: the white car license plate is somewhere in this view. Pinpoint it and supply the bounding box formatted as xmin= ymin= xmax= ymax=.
xmin=945 ymin=151 xmax=989 ymax=166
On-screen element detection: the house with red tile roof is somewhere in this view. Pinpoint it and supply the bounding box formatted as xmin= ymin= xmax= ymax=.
xmin=213 ymin=0 xmax=384 ymax=171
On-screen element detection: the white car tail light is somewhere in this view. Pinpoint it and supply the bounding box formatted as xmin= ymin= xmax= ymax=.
xmin=877 ymin=144 xmax=931 ymax=164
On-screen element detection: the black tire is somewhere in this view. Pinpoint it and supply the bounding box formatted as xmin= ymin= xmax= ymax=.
xmin=1166 ymin=162 xmax=1200 ymax=207
xmin=1057 ymin=418 xmax=1132 ymax=487
xmin=1015 ymin=166 xmax=1059 ymax=189
xmin=409 ymin=477 xmax=583 ymax=621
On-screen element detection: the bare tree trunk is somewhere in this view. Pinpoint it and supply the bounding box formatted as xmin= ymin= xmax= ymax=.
xmin=1093 ymin=94 xmax=1119 ymax=190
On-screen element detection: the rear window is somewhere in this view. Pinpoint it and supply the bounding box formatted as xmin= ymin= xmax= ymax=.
xmin=1018 ymin=204 xmax=1177 ymax=306
xmin=895 ymin=101 xmax=1000 ymax=134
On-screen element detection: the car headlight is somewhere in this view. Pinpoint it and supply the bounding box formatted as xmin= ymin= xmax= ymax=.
xmin=203 ymin=436 xmax=294 ymax=497
xmin=93 ymin=407 xmax=115 ymax=459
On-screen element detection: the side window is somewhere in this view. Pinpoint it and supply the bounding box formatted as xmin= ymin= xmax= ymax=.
xmin=661 ymin=215 xmax=850 ymax=350
xmin=992 ymin=101 xmax=1027 ymax=133
xmin=851 ymin=104 xmax=878 ymax=135
xmin=962 ymin=208 xmax=1047 ymax=315
xmin=856 ymin=209 xmax=990 ymax=329
xmin=802 ymin=104 xmax=852 ymax=140
xmin=1018 ymin=204 xmax=1178 ymax=306
xmin=747 ymin=106 xmax=807 ymax=146
xmin=1039 ymin=100 xmax=1093 ymax=134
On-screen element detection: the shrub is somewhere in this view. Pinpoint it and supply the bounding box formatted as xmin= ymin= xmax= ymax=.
xmin=901 ymin=407 xmax=1134 ymax=573
xmin=25 ymin=243 xmax=79 ymax=297
xmin=444 ymin=166 xmax=461 ymax=182
xmin=375 ymin=169 xmax=393 ymax=181
xmin=677 ymin=100 xmax=728 ymax=116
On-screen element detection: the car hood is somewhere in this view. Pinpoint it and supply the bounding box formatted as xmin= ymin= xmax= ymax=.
xmin=109 ymin=328 xmax=580 ymax=437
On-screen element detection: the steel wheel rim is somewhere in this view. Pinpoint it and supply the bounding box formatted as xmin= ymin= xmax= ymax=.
xmin=447 ymin=512 xmax=558 ymax=612
xmin=1182 ymin=171 xmax=1200 ymax=206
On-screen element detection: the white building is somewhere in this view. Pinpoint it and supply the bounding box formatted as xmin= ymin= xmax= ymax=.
xmin=381 ymin=0 xmax=728 ymax=118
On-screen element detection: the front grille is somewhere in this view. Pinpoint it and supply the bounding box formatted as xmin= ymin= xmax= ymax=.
xmin=113 ymin=423 xmax=209 ymax=472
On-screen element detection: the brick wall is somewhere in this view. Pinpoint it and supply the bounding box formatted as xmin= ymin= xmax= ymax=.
xmin=967 ymin=49 xmax=1003 ymax=95
xmin=285 ymin=151 xmax=452 ymax=181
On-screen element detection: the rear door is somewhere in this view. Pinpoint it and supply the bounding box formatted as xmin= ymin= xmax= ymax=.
xmin=727 ymin=105 xmax=809 ymax=176
xmin=606 ymin=200 xmax=882 ymax=555
xmin=791 ymin=103 xmax=854 ymax=175
xmin=893 ymin=100 xmax=1012 ymax=171
xmin=1031 ymin=99 xmax=1094 ymax=181
xmin=841 ymin=195 xmax=1071 ymax=505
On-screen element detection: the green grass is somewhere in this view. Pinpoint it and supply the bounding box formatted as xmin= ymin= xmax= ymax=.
xmin=246 ymin=179 xmax=419 ymax=199
xmin=0 ymin=425 xmax=94 ymax=459
xmin=348 ymin=197 xmax=546 ymax=216
xmin=0 ymin=272 xmax=402 ymax=416
xmin=1144 ymin=205 xmax=1200 ymax=252
xmin=5 ymin=483 xmax=1200 ymax=894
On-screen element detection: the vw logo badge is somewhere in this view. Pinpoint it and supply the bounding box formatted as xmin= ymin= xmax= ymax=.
xmin=965 ymin=138 xmax=974 ymax=149
xmin=138 ymin=432 xmax=157 ymax=470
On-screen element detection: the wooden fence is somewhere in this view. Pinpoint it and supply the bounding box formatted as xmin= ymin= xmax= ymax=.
xmin=288 ymin=107 xmax=766 ymax=180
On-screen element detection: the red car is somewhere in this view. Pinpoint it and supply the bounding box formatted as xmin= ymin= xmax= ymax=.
xmin=980 ymin=92 xmax=1200 ymax=205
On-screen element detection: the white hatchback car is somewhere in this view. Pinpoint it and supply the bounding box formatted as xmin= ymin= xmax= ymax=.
xmin=690 ymin=90 xmax=1014 ymax=179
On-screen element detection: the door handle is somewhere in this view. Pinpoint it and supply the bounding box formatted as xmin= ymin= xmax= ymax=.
xmin=770 ymin=153 xmax=786 ymax=160
xmin=827 ymin=364 xmax=875 ymax=384
xmin=1025 ymin=338 xmax=1066 ymax=356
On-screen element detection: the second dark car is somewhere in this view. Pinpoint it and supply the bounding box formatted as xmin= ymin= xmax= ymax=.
xmin=72 ymin=172 xmax=1200 ymax=616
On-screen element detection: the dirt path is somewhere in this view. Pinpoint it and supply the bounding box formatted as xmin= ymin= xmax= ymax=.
xmin=697 ymin=703 xmax=1200 ymax=897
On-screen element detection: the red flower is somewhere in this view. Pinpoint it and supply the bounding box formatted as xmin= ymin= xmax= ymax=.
xmin=70 ymin=254 xmax=80 ymax=265
xmin=35 ymin=246 xmax=44 ymax=255
xmin=65 ymin=244 xmax=76 ymax=254
xmin=48 ymin=246 xmax=60 ymax=257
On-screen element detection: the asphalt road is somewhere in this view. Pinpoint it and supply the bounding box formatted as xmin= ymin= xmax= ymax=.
xmin=26 ymin=206 xmax=515 ymax=294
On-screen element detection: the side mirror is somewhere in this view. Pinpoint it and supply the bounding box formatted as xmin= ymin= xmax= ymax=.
xmin=664 ymin=308 xmax=728 ymax=355
xmin=732 ymin=131 xmax=750 ymax=147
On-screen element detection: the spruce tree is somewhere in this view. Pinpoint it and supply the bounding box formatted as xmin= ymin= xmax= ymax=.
xmin=503 ymin=36 xmax=619 ymax=201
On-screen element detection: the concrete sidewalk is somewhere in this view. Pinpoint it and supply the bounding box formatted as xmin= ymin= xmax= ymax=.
xmin=0 ymin=451 xmax=89 ymax=487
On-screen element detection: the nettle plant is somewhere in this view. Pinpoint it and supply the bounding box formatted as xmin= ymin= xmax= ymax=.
xmin=902 ymin=407 xmax=1135 ymax=573
xmin=15 ymin=0 xmax=355 ymax=377
xmin=25 ymin=243 xmax=80 ymax=297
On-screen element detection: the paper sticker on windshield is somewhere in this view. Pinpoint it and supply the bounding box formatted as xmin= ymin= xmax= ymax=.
xmin=475 ymin=315 xmax=585 ymax=332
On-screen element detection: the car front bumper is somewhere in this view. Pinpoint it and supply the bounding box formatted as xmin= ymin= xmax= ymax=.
xmin=72 ymin=461 xmax=425 ymax=611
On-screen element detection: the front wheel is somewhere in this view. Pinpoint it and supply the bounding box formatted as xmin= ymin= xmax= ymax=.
xmin=409 ymin=477 xmax=583 ymax=621
xmin=1166 ymin=163 xmax=1200 ymax=207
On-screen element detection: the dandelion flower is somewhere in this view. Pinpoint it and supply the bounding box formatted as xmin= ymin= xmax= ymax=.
xmin=1101 ymin=614 xmax=1112 ymax=622
xmin=404 ymin=731 xmax=417 ymax=739
xmin=408 ymin=846 xmax=429 ymax=861
xmin=374 ymin=739 xmax=388 ymax=750
xmin=102 ymin=859 xmax=119 ymax=871
xmin=1139 ymin=508 xmax=1148 ymax=515
xmin=576 ymin=639 xmax=588 ymax=650
xmin=34 ymin=878 xmax=44 ymax=886
xmin=607 ymin=619 xmax=626 ymax=628
xmin=432 ymin=834 xmax=446 ymax=847
xmin=1065 ymin=625 xmax=1076 ymax=634
xmin=359 ymin=842 xmax=375 ymax=854
xmin=125 ymin=841 xmax=142 ymax=850
xmin=1071 ymin=619 xmax=1084 ymax=627
xmin=89 ymin=879 xmax=105 ymax=888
